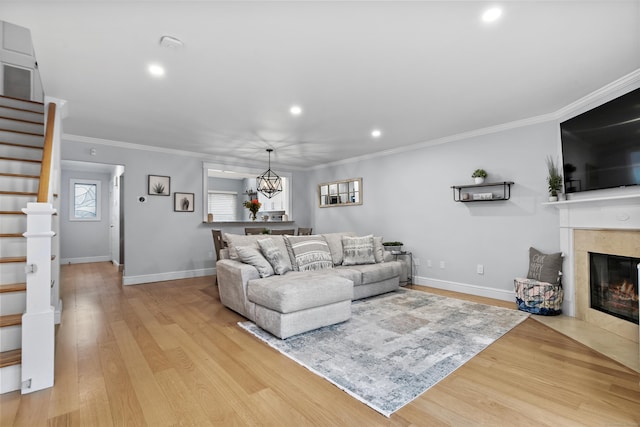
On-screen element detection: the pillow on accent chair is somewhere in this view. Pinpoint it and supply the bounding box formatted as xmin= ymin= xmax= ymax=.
xmin=236 ymin=245 xmax=274 ymax=278
xmin=342 ymin=235 xmax=376 ymax=265
xmin=257 ymin=238 xmax=291 ymax=275
xmin=284 ymin=235 xmax=334 ymax=271
xmin=527 ymin=247 xmax=563 ymax=284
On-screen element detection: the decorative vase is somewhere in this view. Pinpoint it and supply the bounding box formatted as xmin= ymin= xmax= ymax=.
xmin=548 ymin=195 xmax=558 ymax=202
xmin=474 ymin=177 xmax=485 ymax=184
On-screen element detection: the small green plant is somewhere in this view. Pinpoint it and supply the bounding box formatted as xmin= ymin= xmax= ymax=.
xmin=152 ymin=182 xmax=165 ymax=194
xmin=471 ymin=169 xmax=487 ymax=178
xmin=546 ymin=156 xmax=563 ymax=196
xmin=260 ymin=228 xmax=271 ymax=234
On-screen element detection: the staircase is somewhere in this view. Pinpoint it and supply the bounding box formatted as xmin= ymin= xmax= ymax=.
xmin=0 ymin=95 xmax=45 ymax=393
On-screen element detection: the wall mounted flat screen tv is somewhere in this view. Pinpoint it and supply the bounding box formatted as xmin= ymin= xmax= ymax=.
xmin=560 ymin=87 xmax=640 ymax=193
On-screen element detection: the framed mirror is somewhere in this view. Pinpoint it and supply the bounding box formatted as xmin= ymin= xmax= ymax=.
xmin=202 ymin=162 xmax=292 ymax=222
xmin=318 ymin=178 xmax=362 ymax=207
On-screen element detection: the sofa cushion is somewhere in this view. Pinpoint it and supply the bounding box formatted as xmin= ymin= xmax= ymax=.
xmin=257 ymin=237 xmax=291 ymax=275
xmin=321 ymin=232 xmax=357 ymax=266
xmin=225 ymin=233 xmax=294 ymax=271
xmin=284 ymin=235 xmax=334 ymax=271
xmin=527 ymin=247 xmax=563 ymax=284
xmin=247 ymin=272 xmax=353 ymax=313
xmin=236 ymin=245 xmax=274 ymax=278
xmin=337 ymin=261 xmax=401 ymax=285
xmin=342 ymin=235 xmax=376 ymax=265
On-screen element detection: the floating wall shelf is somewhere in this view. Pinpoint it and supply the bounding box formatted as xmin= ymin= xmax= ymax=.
xmin=451 ymin=181 xmax=514 ymax=202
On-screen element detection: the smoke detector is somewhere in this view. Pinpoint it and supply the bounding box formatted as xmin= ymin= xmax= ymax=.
xmin=159 ymin=36 xmax=183 ymax=49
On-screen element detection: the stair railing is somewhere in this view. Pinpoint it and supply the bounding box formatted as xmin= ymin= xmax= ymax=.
xmin=37 ymin=102 xmax=56 ymax=203
xmin=21 ymin=101 xmax=58 ymax=393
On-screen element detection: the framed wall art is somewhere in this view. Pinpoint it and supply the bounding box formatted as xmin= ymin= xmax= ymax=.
xmin=174 ymin=192 xmax=195 ymax=212
xmin=148 ymin=175 xmax=170 ymax=196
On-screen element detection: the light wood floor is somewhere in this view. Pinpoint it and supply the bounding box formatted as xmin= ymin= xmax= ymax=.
xmin=2 ymin=262 xmax=639 ymax=426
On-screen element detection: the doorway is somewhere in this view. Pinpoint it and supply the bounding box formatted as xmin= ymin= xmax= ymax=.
xmin=60 ymin=160 xmax=124 ymax=268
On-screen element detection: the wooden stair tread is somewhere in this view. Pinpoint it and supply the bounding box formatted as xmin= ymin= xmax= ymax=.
xmin=0 ymin=172 xmax=40 ymax=179
xmin=0 ymin=104 xmax=44 ymax=115
xmin=0 ymin=256 xmax=26 ymax=264
xmin=0 ymin=141 xmax=43 ymax=150
xmin=0 ymin=283 xmax=26 ymax=293
xmin=0 ymin=127 xmax=44 ymax=137
xmin=0 ymin=191 xmax=37 ymax=196
xmin=0 ymin=211 xmax=26 ymax=215
xmin=0 ymin=94 xmax=44 ymax=105
xmin=0 ymin=115 xmax=45 ymax=126
xmin=0 ymin=233 xmax=24 ymax=238
xmin=0 ymin=349 xmax=21 ymax=368
xmin=0 ymin=313 xmax=22 ymax=328
xmin=0 ymin=156 xmax=42 ymax=164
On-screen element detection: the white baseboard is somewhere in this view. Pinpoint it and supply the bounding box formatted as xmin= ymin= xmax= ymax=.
xmin=60 ymin=256 xmax=111 ymax=265
xmin=123 ymin=267 xmax=215 ymax=286
xmin=412 ymin=275 xmax=515 ymax=302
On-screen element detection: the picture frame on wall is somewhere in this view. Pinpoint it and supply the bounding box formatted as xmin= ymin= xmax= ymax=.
xmin=148 ymin=175 xmax=170 ymax=196
xmin=174 ymin=192 xmax=194 ymax=212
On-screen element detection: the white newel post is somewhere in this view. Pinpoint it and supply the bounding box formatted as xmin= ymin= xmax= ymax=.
xmin=21 ymin=202 xmax=56 ymax=393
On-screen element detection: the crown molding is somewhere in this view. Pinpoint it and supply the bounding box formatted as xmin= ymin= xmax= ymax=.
xmin=63 ymin=133 xmax=305 ymax=171
xmin=553 ymin=68 xmax=640 ymax=122
xmin=312 ymin=68 xmax=640 ymax=170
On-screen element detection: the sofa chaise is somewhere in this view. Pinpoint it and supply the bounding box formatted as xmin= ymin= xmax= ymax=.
xmin=216 ymin=232 xmax=403 ymax=338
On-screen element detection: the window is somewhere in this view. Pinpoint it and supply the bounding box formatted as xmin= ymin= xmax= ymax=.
xmin=208 ymin=191 xmax=237 ymax=221
xmin=70 ymin=179 xmax=101 ymax=221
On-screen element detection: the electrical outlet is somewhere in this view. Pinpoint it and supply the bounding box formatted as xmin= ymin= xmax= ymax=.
xmin=427 ymin=260 xmax=432 ymax=268
xmin=414 ymin=258 xmax=420 ymax=266
xmin=440 ymin=261 xmax=445 ymax=269
xmin=477 ymin=264 xmax=484 ymax=275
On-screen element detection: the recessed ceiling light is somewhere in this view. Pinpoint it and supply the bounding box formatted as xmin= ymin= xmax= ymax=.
xmin=148 ymin=64 xmax=165 ymax=77
xmin=371 ymin=129 xmax=382 ymax=138
xmin=290 ymin=105 xmax=303 ymax=116
xmin=482 ymin=7 xmax=502 ymax=22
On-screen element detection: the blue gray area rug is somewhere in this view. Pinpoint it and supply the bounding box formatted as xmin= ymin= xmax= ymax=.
xmin=239 ymin=288 xmax=529 ymax=417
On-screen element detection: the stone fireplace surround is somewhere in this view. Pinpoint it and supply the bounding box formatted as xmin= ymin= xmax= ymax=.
xmin=544 ymin=191 xmax=640 ymax=371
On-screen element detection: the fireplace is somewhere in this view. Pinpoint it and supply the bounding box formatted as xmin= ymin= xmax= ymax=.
xmin=589 ymin=252 xmax=639 ymax=324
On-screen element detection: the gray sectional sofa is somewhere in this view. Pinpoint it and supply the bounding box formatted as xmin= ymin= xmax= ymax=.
xmin=216 ymin=232 xmax=403 ymax=339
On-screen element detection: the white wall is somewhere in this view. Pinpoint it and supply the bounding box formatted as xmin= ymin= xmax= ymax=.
xmin=61 ymin=141 xmax=312 ymax=285
xmin=60 ymin=170 xmax=111 ymax=263
xmin=308 ymin=121 xmax=562 ymax=301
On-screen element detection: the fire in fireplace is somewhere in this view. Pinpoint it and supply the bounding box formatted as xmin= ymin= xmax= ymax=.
xmin=589 ymin=252 xmax=639 ymax=324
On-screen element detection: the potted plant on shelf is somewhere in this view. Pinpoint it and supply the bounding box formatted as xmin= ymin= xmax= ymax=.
xmin=382 ymin=241 xmax=404 ymax=254
xmin=472 ymin=169 xmax=487 ymax=184
xmin=546 ymin=156 xmax=563 ymax=202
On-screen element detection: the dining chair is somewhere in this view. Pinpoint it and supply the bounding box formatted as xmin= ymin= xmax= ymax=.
xmin=297 ymin=227 xmax=313 ymax=236
xmin=271 ymin=229 xmax=295 ymax=235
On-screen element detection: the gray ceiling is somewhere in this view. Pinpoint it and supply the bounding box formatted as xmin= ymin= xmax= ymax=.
xmin=3 ymin=1 xmax=639 ymax=170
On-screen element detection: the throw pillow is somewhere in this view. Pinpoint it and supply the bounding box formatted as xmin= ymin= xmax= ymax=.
xmin=342 ymin=235 xmax=376 ymax=266
xmin=527 ymin=247 xmax=563 ymax=284
xmin=321 ymin=232 xmax=357 ymax=266
xmin=284 ymin=235 xmax=333 ymax=271
xmin=373 ymin=236 xmax=385 ymax=263
xmin=257 ymin=238 xmax=291 ymax=275
xmin=236 ymin=245 xmax=274 ymax=278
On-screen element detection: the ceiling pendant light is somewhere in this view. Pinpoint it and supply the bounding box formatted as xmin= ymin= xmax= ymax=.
xmin=256 ymin=148 xmax=282 ymax=199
